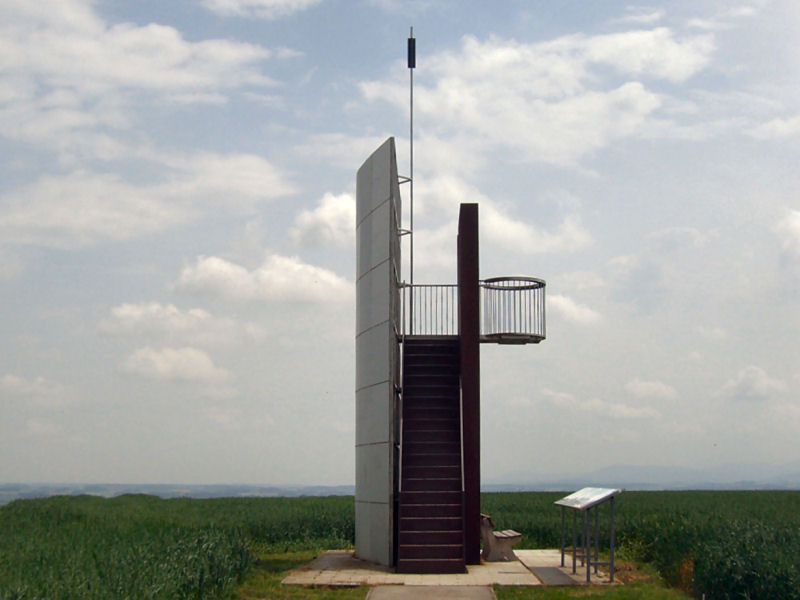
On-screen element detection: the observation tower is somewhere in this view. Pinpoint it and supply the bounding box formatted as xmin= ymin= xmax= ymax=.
xmin=354 ymin=138 xmax=546 ymax=573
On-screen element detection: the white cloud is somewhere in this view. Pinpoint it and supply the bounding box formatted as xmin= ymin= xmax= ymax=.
xmin=365 ymin=0 xmax=435 ymax=13
xmin=160 ymin=151 xmax=297 ymax=202
xmin=361 ymin=29 xmax=713 ymax=165
xmin=728 ymin=6 xmax=759 ymax=19
xmin=202 ymin=0 xmax=323 ymax=19
xmin=123 ymin=347 xmax=231 ymax=383
xmin=0 ymin=0 xmax=293 ymax=162
xmin=584 ymin=398 xmax=660 ymax=419
xmin=0 ymin=2 xmax=273 ymax=94
xmin=175 ymin=254 xmax=352 ymax=303
xmin=548 ymin=294 xmax=601 ymax=324
xmin=0 ymin=152 xmax=295 ymax=248
xmin=483 ymin=207 xmax=592 ymax=255
xmin=541 ymin=388 xmax=658 ymax=419
xmin=1 ymin=374 xmax=64 ymax=404
xmin=748 ymin=115 xmax=800 ymax=139
xmin=293 ymin=133 xmax=392 ymax=169
xmin=776 ymin=210 xmax=800 ymax=258
xmin=540 ymin=388 xmax=576 ymax=407
xmin=606 ymin=254 xmax=665 ymax=311
xmin=416 ymin=174 xmax=592 ymax=255
xmin=0 ymin=172 xmax=184 ymax=247
xmin=291 ymin=192 xmax=355 ymax=247
xmin=412 ymin=224 xmax=458 ymax=273
xmin=688 ymin=4 xmax=761 ymax=30
xmin=616 ymin=9 xmax=665 ymax=24
xmin=647 ymin=226 xmax=708 ymax=250
xmin=720 ymin=365 xmax=786 ymax=402
xmin=583 ymin=28 xmax=714 ymax=83
xmin=101 ymin=303 xmax=263 ymax=345
xmin=625 ymin=378 xmax=678 ymax=400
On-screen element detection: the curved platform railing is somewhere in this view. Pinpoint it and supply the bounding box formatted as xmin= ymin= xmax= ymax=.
xmin=480 ymin=276 xmax=545 ymax=344
xmin=399 ymin=277 xmax=546 ymax=343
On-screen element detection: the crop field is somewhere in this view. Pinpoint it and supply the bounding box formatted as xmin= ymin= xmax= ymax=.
xmin=1 ymin=491 xmax=799 ymax=599
xmin=0 ymin=494 xmax=352 ymax=599
xmin=485 ymin=491 xmax=800 ymax=599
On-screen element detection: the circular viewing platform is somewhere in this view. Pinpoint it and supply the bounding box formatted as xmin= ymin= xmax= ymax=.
xmin=480 ymin=276 xmax=546 ymax=345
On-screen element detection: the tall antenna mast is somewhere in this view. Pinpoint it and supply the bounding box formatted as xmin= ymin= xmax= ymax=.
xmin=408 ymin=27 xmax=415 ymax=297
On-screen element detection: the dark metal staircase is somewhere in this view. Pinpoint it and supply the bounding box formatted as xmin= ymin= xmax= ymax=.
xmin=396 ymin=338 xmax=466 ymax=573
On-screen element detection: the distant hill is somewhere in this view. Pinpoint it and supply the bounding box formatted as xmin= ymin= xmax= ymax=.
xmin=4 ymin=462 xmax=800 ymax=506
xmin=0 ymin=483 xmax=355 ymax=506
xmin=484 ymin=460 xmax=800 ymax=492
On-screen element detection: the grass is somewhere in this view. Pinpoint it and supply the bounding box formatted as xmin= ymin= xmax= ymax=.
xmin=494 ymin=584 xmax=689 ymax=599
xmin=234 ymin=551 xmax=368 ymax=600
xmin=234 ymin=550 xmax=687 ymax=600
xmin=3 ymin=491 xmax=800 ymax=599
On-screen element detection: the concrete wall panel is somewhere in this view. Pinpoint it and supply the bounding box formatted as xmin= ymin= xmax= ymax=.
xmin=355 ymin=382 xmax=392 ymax=446
xmin=355 ymin=441 xmax=393 ymax=503
xmin=356 ymin=200 xmax=391 ymax=280
xmin=354 ymin=137 xmax=400 ymax=567
xmin=355 ymin=266 xmax=392 ymax=352
xmin=354 ymin=500 xmax=391 ymax=566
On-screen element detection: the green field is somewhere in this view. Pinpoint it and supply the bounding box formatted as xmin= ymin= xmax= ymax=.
xmin=1 ymin=491 xmax=799 ymax=599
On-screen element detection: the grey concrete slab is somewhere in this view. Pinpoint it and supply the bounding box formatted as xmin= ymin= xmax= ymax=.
xmin=366 ymin=586 xmax=496 ymax=599
xmin=516 ymin=550 xmax=613 ymax=586
xmin=527 ymin=566 xmax=577 ymax=586
xmin=282 ymin=550 xmax=539 ymax=587
xmin=282 ymin=549 xmax=621 ymax=588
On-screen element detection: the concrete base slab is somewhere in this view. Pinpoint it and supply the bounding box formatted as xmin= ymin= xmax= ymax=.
xmin=282 ymin=551 xmax=539 ymax=587
xmin=282 ymin=550 xmax=618 ymax=588
xmin=366 ymin=585 xmax=496 ymax=599
xmin=516 ymin=550 xmax=614 ymax=586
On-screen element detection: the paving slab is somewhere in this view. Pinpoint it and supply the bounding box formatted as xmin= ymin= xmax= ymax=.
xmin=282 ymin=551 xmax=539 ymax=587
xmin=366 ymin=585 xmax=496 ymax=599
xmin=516 ymin=550 xmax=614 ymax=586
xmin=282 ymin=549 xmax=618 ymax=588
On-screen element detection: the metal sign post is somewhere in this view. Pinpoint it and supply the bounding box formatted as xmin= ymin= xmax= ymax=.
xmin=555 ymin=487 xmax=622 ymax=583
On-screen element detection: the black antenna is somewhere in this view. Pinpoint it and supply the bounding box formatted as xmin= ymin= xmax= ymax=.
xmin=408 ymin=27 xmax=415 ymax=299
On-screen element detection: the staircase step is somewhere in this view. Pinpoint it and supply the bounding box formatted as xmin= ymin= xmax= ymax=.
xmin=404 ymin=340 xmax=458 ymax=349
xmin=403 ymin=363 xmax=459 ymax=375
xmin=404 ymin=407 xmax=458 ymax=419
xmin=398 ymin=544 xmax=463 ymax=559
xmin=399 ymin=516 xmax=463 ymax=531
xmin=402 ymin=397 xmax=459 ymax=409
xmin=396 ymin=558 xmax=465 ymax=574
xmin=402 ymin=441 xmax=460 ymax=454
xmin=403 ymin=453 xmax=460 ymax=467
xmin=400 ymin=503 xmax=461 ymax=518
xmin=402 ymin=477 xmax=461 ymax=492
xmin=399 ymin=529 xmax=463 ymax=545
xmin=400 ymin=490 xmax=461 ymax=505
xmin=402 ymin=418 xmax=458 ymax=432
xmin=403 ymin=465 xmax=460 ymax=479
xmin=403 ymin=429 xmax=459 ymax=443
xmin=404 ymin=340 xmax=459 ymax=352
xmin=403 ymin=375 xmax=460 ymax=387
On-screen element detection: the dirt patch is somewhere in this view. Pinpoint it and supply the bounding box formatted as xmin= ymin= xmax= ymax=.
xmin=607 ymin=561 xmax=655 ymax=585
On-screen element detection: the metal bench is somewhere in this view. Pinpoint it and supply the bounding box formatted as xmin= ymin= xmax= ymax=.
xmin=480 ymin=513 xmax=522 ymax=561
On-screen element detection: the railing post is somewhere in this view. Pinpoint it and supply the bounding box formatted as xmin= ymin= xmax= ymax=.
xmin=458 ymin=203 xmax=481 ymax=565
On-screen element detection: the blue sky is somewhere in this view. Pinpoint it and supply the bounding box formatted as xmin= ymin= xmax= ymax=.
xmin=1 ymin=0 xmax=799 ymax=485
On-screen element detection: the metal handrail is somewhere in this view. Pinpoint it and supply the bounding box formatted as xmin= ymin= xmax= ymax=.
xmin=399 ymin=277 xmax=546 ymax=342
xmin=481 ymin=276 xmax=546 ymax=343
xmin=400 ymin=283 xmax=458 ymax=336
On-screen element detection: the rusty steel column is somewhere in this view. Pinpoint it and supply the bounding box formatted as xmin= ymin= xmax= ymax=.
xmin=457 ymin=203 xmax=480 ymax=565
